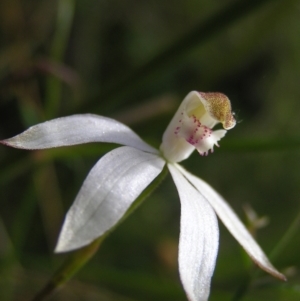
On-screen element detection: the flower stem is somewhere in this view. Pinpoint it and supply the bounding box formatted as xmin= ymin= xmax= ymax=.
xmin=31 ymin=237 xmax=104 ymax=301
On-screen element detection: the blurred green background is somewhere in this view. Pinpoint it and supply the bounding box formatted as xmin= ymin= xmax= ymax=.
xmin=0 ymin=0 xmax=300 ymax=300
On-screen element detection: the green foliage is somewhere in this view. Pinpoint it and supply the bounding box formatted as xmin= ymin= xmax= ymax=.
xmin=0 ymin=0 xmax=300 ymax=300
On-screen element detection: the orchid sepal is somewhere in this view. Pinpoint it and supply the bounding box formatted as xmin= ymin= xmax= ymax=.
xmin=168 ymin=164 xmax=219 ymax=301
xmin=1 ymin=114 xmax=157 ymax=154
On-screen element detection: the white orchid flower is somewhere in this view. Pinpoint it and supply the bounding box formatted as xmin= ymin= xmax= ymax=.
xmin=1 ymin=91 xmax=285 ymax=301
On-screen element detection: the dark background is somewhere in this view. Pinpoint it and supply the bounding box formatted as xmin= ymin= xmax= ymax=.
xmin=0 ymin=0 xmax=299 ymax=300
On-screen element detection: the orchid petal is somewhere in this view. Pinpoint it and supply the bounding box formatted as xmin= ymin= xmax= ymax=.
xmin=175 ymin=164 xmax=286 ymax=281
xmin=55 ymin=146 xmax=165 ymax=252
xmin=168 ymin=164 xmax=219 ymax=301
xmin=1 ymin=114 xmax=156 ymax=153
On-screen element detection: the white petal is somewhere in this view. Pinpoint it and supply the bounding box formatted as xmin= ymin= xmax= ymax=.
xmin=55 ymin=146 xmax=165 ymax=252
xmin=175 ymin=164 xmax=286 ymax=281
xmin=168 ymin=164 xmax=219 ymax=301
xmin=1 ymin=114 xmax=156 ymax=153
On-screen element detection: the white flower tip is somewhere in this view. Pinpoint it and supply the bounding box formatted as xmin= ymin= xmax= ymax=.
xmin=54 ymin=242 xmax=67 ymax=253
xmin=251 ymin=255 xmax=287 ymax=281
xmin=0 ymin=139 xmax=19 ymax=148
xmin=54 ymin=235 xmax=75 ymax=253
xmin=53 ymin=225 xmax=91 ymax=253
xmin=1 ymin=138 xmax=29 ymax=150
xmin=54 ymin=235 xmax=88 ymax=253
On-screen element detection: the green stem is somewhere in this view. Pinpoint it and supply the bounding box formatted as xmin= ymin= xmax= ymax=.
xmin=31 ymin=237 xmax=103 ymax=301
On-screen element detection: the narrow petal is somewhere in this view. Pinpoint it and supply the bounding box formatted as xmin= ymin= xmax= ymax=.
xmin=175 ymin=164 xmax=286 ymax=281
xmin=55 ymin=146 xmax=165 ymax=252
xmin=1 ymin=114 xmax=156 ymax=153
xmin=168 ymin=164 xmax=219 ymax=301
